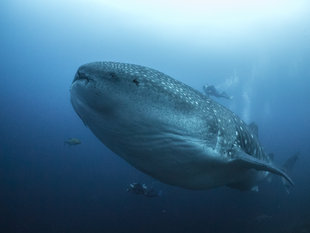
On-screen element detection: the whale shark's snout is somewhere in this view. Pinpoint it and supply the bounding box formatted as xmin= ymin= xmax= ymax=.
xmin=73 ymin=70 xmax=92 ymax=84
xmin=71 ymin=62 xmax=143 ymax=109
xmin=71 ymin=63 xmax=126 ymax=125
xmin=70 ymin=61 xmax=165 ymax=136
xmin=72 ymin=64 xmax=99 ymax=86
xmin=72 ymin=62 xmax=139 ymax=87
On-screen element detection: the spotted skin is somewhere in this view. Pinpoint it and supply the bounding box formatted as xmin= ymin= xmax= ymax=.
xmin=71 ymin=62 xmax=291 ymax=190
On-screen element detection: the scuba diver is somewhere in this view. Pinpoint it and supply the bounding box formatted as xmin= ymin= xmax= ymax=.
xmin=203 ymin=84 xmax=232 ymax=100
xmin=126 ymin=182 xmax=162 ymax=198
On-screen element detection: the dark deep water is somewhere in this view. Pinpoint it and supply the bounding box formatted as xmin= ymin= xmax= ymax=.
xmin=1 ymin=1 xmax=310 ymax=233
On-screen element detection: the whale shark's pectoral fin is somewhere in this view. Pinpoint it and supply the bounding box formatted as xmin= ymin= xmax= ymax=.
xmin=231 ymin=150 xmax=294 ymax=186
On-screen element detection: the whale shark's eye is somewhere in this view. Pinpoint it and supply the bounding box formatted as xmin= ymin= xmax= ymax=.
xmin=133 ymin=78 xmax=139 ymax=86
xmin=108 ymin=72 xmax=117 ymax=78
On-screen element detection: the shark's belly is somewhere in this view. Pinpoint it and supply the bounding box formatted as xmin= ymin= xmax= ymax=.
xmin=88 ymin=117 xmax=241 ymax=189
xmin=72 ymin=91 xmax=258 ymax=189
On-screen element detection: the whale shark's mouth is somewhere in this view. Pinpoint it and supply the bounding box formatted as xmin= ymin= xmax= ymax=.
xmin=73 ymin=71 xmax=95 ymax=87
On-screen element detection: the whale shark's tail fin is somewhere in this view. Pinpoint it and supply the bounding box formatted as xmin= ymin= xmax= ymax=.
xmin=281 ymin=152 xmax=299 ymax=193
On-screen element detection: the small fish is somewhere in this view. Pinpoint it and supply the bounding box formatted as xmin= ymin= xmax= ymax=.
xmin=64 ymin=138 xmax=81 ymax=146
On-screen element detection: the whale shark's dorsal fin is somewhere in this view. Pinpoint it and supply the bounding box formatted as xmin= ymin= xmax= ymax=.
xmin=231 ymin=150 xmax=294 ymax=186
xmin=248 ymin=122 xmax=259 ymax=137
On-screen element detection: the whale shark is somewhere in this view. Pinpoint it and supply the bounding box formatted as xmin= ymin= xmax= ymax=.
xmin=70 ymin=61 xmax=295 ymax=190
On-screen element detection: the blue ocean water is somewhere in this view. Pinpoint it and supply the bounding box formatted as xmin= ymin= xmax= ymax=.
xmin=1 ymin=1 xmax=310 ymax=233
